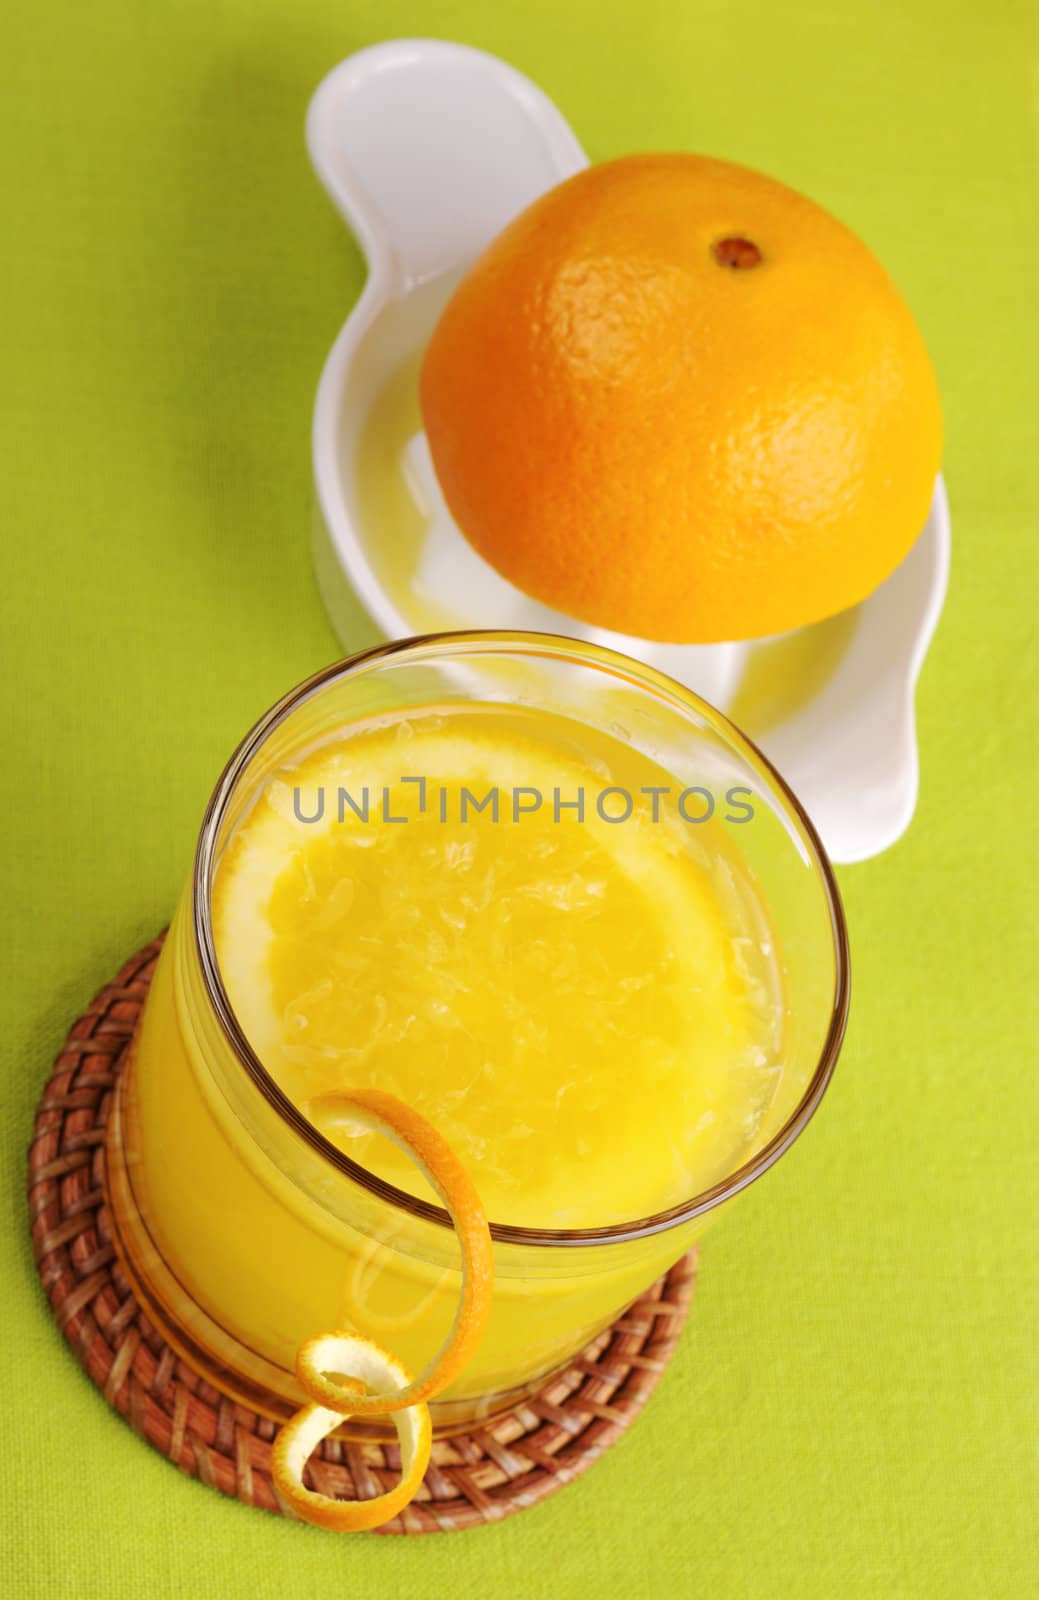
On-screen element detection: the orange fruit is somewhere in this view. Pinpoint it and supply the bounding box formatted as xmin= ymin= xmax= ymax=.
xmin=420 ymin=153 xmax=942 ymax=643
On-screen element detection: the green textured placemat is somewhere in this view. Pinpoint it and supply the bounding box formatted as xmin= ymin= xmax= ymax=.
xmin=2 ymin=2 xmax=1037 ymax=1597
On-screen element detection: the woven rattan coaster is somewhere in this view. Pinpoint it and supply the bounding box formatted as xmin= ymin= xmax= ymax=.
xmin=28 ymin=937 xmax=698 ymax=1534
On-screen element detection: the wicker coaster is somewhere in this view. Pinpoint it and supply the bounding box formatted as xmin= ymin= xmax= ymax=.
xmin=28 ymin=937 xmax=698 ymax=1534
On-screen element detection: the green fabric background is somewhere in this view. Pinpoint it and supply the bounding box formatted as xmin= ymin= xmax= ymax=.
xmin=3 ymin=1 xmax=1037 ymax=1595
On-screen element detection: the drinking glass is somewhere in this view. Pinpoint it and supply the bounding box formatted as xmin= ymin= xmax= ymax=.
xmin=105 ymin=631 xmax=849 ymax=1434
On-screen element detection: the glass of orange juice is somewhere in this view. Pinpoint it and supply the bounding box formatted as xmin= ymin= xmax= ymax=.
xmin=105 ymin=631 xmax=848 ymax=1435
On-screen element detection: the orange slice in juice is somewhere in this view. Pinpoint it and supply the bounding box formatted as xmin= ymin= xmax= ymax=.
xmin=214 ymin=709 xmax=774 ymax=1230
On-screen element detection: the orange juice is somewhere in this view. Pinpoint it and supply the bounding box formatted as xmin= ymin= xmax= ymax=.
xmin=216 ymin=705 xmax=782 ymax=1229
xmin=109 ymin=637 xmax=846 ymax=1431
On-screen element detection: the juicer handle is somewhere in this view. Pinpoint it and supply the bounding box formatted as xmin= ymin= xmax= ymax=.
xmin=306 ymin=39 xmax=588 ymax=292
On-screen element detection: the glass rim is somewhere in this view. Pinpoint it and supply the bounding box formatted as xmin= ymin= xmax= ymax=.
xmin=192 ymin=629 xmax=850 ymax=1249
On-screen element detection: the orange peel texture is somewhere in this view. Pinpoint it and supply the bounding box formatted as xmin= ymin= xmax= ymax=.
xmin=271 ymin=1090 xmax=494 ymax=1531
